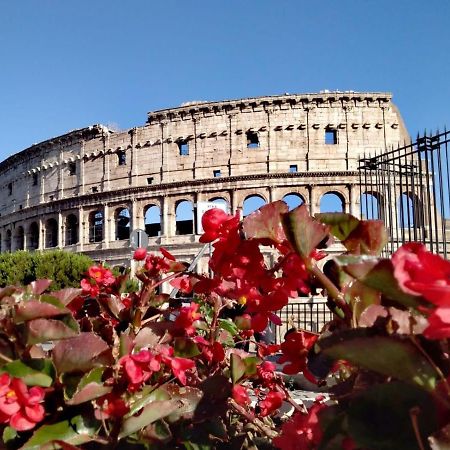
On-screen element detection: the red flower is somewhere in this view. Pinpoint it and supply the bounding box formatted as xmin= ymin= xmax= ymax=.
xmin=257 ymin=361 xmax=277 ymax=388
xmin=133 ymin=247 xmax=147 ymax=261
xmin=170 ymin=275 xmax=194 ymax=294
xmin=95 ymin=393 xmax=129 ymax=420
xmin=0 ymin=374 xmax=45 ymax=431
xmin=232 ymin=384 xmax=251 ymax=406
xmin=144 ymin=254 xmax=170 ymax=277
xmin=170 ymin=357 xmax=196 ymax=385
xmin=278 ymin=331 xmax=318 ymax=376
xmin=174 ymin=302 xmax=202 ymax=336
xmin=424 ymin=307 xmax=450 ymax=339
xmin=120 ymin=350 xmax=161 ymax=388
xmin=200 ymin=208 xmax=240 ymax=243
xmin=87 ymin=266 xmax=115 ymax=286
xmin=259 ymin=390 xmax=285 ymax=416
xmin=273 ymin=400 xmax=327 ymax=450
xmin=393 ymin=243 xmax=450 ymax=305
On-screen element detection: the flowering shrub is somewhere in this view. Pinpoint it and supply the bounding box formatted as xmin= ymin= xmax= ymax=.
xmin=1 ymin=201 xmax=450 ymax=449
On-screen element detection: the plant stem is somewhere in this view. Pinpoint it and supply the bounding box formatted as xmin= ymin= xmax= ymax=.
xmin=409 ymin=407 xmax=426 ymax=450
xmin=309 ymin=264 xmax=352 ymax=321
xmin=0 ymin=352 xmax=13 ymax=363
xmin=229 ymin=399 xmax=277 ymax=439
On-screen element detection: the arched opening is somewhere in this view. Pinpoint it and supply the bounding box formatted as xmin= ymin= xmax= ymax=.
xmin=45 ymin=219 xmax=58 ymax=248
xmin=360 ymin=192 xmax=384 ymax=220
xmin=28 ymin=222 xmax=39 ymax=250
xmin=5 ymin=230 xmax=11 ymax=252
xmin=66 ymin=214 xmax=78 ymax=245
xmin=89 ymin=211 xmax=103 ymax=243
xmin=15 ymin=226 xmax=24 ymax=250
xmin=282 ymin=193 xmax=304 ymax=211
xmin=399 ymin=193 xmax=423 ymax=228
xmin=243 ymin=194 xmax=266 ymax=217
xmin=320 ymin=192 xmax=345 ymax=213
xmin=116 ymin=208 xmax=130 ymax=240
xmin=145 ymin=205 xmax=161 ymax=237
xmin=176 ymin=200 xmax=194 ymax=235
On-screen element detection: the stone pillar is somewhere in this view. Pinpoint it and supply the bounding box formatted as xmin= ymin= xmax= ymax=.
xmin=131 ymin=199 xmax=141 ymax=231
xmin=78 ymin=206 xmax=84 ymax=251
xmin=230 ymin=189 xmax=239 ymax=215
xmin=309 ymin=186 xmax=318 ymax=216
xmin=104 ymin=204 xmax=110 ymax=248
xmin=39 ymin=217 xmax=44 ymax=250
xmin=58 ymin=211 xmax=63 ymax=248
xmin=79 ymin=142 xmax=85 ymax=196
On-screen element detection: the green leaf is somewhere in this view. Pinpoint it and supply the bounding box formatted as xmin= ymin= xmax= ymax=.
xmin=318 ymin=330 xmax=438 ymax=390
xmin=283 ymin=205 xmax=330 ymax=259
xmin=242 ymin=200 xmax=288 ymax=243
xmin=243 ymin=356 xmax=260 ymax=377
xmin=193 ymin=375 xmax=232 ymax=421
xmin=52 ymin=332 xmax=113 ymax=375
xmin=344 ymin=280 xmax=381 ymax=323
xmin=65 ymin=368 xmax=111 ymax=406
xmin=174 ymin=338 xmax=201 ymax=358
xmin=127 ymin=385 xmax=170 ymax=417
xmin=347 ymin=382 xmax=437 ymax=450
xmin=20 ymin=415 xmax=98 ymax=450
xmin=315 ymin=212 xmax=360 ymax=241
xmin=230 ymin=354 xmax=246 ymax=384
xmin=2 ymin=425 xmax=18 ymax=444
xmin=141 ymin=419 xmax=172 ymax=444
xmin=1 ymin=359 xmax=54 ymax=387
xmin=217 ymin=318 xmax=238 ymax=336
xmin=164 ymin=384 xmax=203 ymax=423
xmin=119 ymin=400 xmax=179 ymax=439
xmin=343 ymin=259 xmax=422 ymax=308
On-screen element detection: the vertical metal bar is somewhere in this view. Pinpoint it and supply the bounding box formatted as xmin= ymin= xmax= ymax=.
xmin=436 ymin=133 xmax=446 ymax=256
xmin=444 ymin=128 xmax=450 ymax=258
xmin=416 ymin=133 xmax=426 ymax=244
xmin=392 ymin=148 xmax=400 ymax=251
xmin=409 ymin=149 xmax=418 ymax=241
xmin=423 ymin=132 xmax=434 ymax=252
xmin=430 ymin=132 xmax=440 ymax=253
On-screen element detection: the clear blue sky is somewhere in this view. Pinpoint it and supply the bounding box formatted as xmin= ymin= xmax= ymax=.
xmin=0 ymin=0 xmax=449 ymax=161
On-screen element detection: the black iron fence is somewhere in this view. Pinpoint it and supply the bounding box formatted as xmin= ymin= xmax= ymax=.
xmin=273 ymin=300 xmax=333 ymax=344
xmin=359 ymin=130 xmax=450 ymax=258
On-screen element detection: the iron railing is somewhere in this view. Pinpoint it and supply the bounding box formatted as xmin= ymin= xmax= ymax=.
xmin=359 ymin=130 xmax=450 ymax=258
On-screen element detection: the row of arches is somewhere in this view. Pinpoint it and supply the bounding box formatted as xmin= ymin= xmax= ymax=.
xmin=0 ymin=190 xmax=424 ymax=252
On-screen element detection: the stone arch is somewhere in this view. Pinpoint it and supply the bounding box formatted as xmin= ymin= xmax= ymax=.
xmin=175 ymin=200 xmax=194 ymax=235
xmin=243 ymin=194 xmax=267 ymax=217
xmin=399 ymin=192 xmax=423 ymax=228
xmin=144 ymin=204 xmax=161 ymax=237
xmin=15 ymin=226 xmax=25 ymax=250
xmin=5 ymin=229 xmax=11 ymax=252
xmin=361 ymin=191 xmax=384 ymax=220
xmin=209 ymin=197 xmax=230 ymax=212
xmin=115 ymin=207 xmax=131 ymax=240
xmin=282 ymin=193 xmax=305 ymax=211
xmin=28 ymin=222 xmax=39 ymax=250
xmin=89 ymin=210 xmax=104 ymax=243
xmin=65 ymin=214 xmax=78 ymax=245
xmin=320 ymin=191 xmax=345 ymax=213
xmin=45 ymin=218 xmax=58 ymax=248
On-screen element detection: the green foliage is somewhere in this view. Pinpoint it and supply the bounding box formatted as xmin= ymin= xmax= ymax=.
xmin=0 ymin=250 xmax=93 ymax=290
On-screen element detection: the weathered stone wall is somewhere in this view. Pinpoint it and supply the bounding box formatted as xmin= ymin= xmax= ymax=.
xmin=0 ymin=92 xmax=409 ymax=269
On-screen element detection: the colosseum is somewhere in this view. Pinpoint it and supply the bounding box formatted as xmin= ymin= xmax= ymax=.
xmin=0 ymin=92 xmax=409 ymax=273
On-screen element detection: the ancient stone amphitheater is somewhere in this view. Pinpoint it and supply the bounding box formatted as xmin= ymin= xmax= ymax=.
xmin=0 ymin=92 xmax=409 ymax=272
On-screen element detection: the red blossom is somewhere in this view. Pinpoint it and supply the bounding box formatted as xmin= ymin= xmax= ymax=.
xmin=424 ymin=307 xmax=450 ymax=339
xmin=278 ymin=331 xmax=318 ymax=376
xmin=144 ymin=254 xmax=170 ymax=277
xmin=0 ymin=374 xmax=45 ymax=431
xmin=174 ymin=302 xmax=202 ymax=336
xmin=257 ymin=361 xmax=277 ymax=388
xmin=133 ymin=247 xmax=147 ymax=261
xmin=120 ymin=350 xmax=161 ymax=388
xmin=393 ymin=243 xmax=450 ymax=305
xmin=95 ymin=393 xmax=129 ymax=420
xmin=259 ymin=390 xmax=285 ymax=416
xmin=200 ymin=208 xmax=240 ymax=243
xmin=170 ymin=275 xmax=194 ymax=294
xmin=87 ymin=266 xmax=115 ymax=286
xmin=272 ymin=400 xmax=327 ymax=450
xmin=232 ymin=384 xmax=251 ymax=406
xmin=170 ymin=357 xmax=196 ymax=385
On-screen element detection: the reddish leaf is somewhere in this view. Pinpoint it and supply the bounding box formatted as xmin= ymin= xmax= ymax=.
xmin=15 ymin=301 xmax=69 ymax=323
xmin=343 ymin=220 xmax=388 ymax=256
xmin=243 ymin=200 xmax=288 ymax=243
xmin=282 ymin=205 xmax=330 ymax=259
xmin=26 ymin=318 xmax=79 ymax=345
xmin=51 ymin=288 xmax=83 ymax=306
xmin=66 ymin=382 xmax=112 ymax=405
xmin=29 ymin=279 xmax=52 ymax=295
xmin=315 ymin=212 xmax=360 ymax=241
xmin=52 ymin=333 xmax=113 ymax=374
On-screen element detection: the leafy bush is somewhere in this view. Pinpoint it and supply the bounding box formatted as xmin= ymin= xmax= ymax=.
xmin=0 ymin=202 xmax=449 ymax=449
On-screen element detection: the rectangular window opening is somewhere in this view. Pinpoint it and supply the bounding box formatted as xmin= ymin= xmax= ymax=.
xmin=213 ymin=169 xmax=221 ymax=178
xmin=32 ymin=173 xmax=38 ymax=186
xmin=117 ymin=151 xmax=126 ymax=166
xmin=68 ymin=162 xmax=76 ymax=175
xmin=178 ymin=141 xmax=189 ymax=156
xmin=8 ymin=183 xmax=12 ymax=196
xmin=147 ymin=177 xmax=154 ymax=185
xmin=289 ymin=164 xmax=298 ymax=173
xmin=92 ymin=186 xmax=98 ymax=193
xmin=246 ymin=131 xmax=260 ymax=148
xmin=325 ymin=129 xmax=337 ymax=145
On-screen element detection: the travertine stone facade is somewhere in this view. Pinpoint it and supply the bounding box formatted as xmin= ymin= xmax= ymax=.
xmin=0 ymin=92 xmax=409 ymax=270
